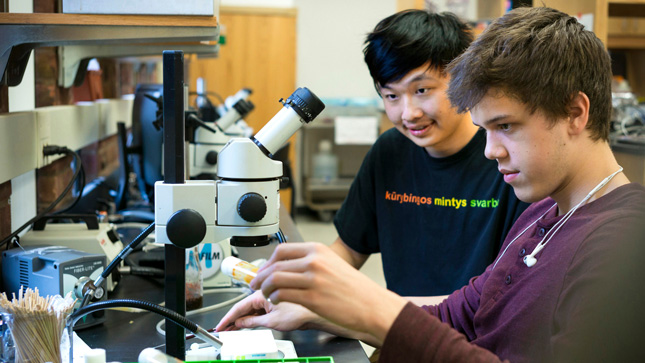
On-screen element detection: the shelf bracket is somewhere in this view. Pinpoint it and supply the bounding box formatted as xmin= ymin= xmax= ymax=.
xmin=0 ymin=18 xmax=219 ymax=86
xmin=58 ymin=43 xmax=219 ymax=88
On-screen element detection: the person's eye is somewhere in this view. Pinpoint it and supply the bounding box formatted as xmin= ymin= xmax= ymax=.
xmin=417 ymin=88 xmax=432 ymax=95
xmin=384 ymin=94 xmax=398 ymax=101
xmin=499 ymin=123 xmax=511 ymax=131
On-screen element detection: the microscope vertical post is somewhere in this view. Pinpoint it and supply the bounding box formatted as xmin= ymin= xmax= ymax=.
xmin=162 ymin=50 xmax=187 ymax=360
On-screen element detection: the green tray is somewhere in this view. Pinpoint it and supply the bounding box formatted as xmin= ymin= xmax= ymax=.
xmin=192 ymin=358 xmax=334 ymax=363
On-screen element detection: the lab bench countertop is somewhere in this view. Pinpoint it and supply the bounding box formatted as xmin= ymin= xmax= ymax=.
xmin=77 ymin=208 xmax=369 ymax=362
xmin=76 ymin=275 xmax=369 ymax=362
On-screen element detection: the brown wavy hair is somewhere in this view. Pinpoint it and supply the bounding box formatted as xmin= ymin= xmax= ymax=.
xmin=446 ymin=6 xmax=612 ymax=141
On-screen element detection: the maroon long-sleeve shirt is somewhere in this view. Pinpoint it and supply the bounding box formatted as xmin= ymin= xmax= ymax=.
xmin=380 ymin=183 xmax=645 ymax=362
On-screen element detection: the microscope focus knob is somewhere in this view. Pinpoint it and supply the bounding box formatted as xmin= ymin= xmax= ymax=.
xmin=237 ymin=193 xmax=267 ymax=223
xmin=205 ymin=150 xmax=218 ymax=165
xmin=166 ymin=208 xmax=207 ymax=248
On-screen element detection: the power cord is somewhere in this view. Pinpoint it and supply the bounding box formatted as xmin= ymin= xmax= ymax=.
xmin=68 ymin=298 xmax=225 ymax=353
xmin=53 ymin=156 xmax=85 ymax=214
xmin=190 ymin=91 xmax=225 ymax=108
xmin=1 ymin=145 xmax=82 ymax=249
xmin=155 ymin=287 xmax=251 ymax=336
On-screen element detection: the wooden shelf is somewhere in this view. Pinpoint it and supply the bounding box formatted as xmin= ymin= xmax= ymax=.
xmin=539 ymin=1 xmax=645 ymax=94
xmin=0 ymin=13 xmax=218 ymax=26
xmin=608 ymin=34 xmax=645 ymax=48
xmin=0 ymin=13 xmax=218 ymax=87
xmin=606 ymin=1 xmax=645 ymax=48
xmin=609 ymin=2 xmax=645 ymax=17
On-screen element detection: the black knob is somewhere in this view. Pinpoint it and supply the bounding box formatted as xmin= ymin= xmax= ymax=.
xmin=106 ymin=227 xmax=120 ymax=243
xmin=237 ymin=193 xmax=267 ymax=223
xmin=205 ymin=150 xmax=218 ymax=165
xmin=166 ymin=209 xmax=206 ymax=248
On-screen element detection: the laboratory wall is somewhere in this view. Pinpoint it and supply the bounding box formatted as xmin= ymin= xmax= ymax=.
xmin=223 ymin=0 xmax=397 ymax=99
xmin=0 ymin=0 xmax=151 ymax=243
xmin=0 ymin=185 xmax=8 ymax=241
xmin=295 ymin=0 xmax=396 ymax=99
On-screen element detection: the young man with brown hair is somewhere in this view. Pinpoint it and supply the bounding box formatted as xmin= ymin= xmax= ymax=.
xmin=219 ymin=9 xmax=528 ymax=327
xmin=218 ymin=6 xmax=645 ymax=362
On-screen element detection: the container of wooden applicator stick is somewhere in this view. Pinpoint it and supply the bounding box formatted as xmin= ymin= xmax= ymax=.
xmin=0 ymin=287 xmax=75 ymax=363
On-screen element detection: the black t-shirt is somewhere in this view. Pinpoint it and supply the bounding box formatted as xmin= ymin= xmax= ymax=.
xmin=334 ymin=128 xmax=529 ymax=296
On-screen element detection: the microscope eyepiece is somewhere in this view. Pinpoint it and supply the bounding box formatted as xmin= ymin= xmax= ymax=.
xmin=283 ymin=87 xmax=325 ymax=123
xmin=231 ymin=98 xmax=255 ymax=118
xmin=252 ymin=88 xmax=325 ymax=157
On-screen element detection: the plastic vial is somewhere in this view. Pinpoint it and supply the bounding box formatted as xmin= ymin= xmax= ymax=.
xmin=312 ymin=139 xmax=338 ymax=183
xmin=138 ymin=348 xmax=184 ymax=363
xmin=185 ymin=246 xmax=203 ymax=311
xmin=84 ymin=348 xmax=106 ymax=363
xmin=221 ymin=256 xmax=259 ymax=285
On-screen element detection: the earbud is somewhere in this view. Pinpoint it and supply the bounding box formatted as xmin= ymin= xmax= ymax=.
xmin=523 ymin=255 xmax=537 ymax=267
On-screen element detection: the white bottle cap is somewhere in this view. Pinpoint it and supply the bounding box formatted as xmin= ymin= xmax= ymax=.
xmin=319 ymin=139 xmax=332 ymax=153
xmin=221 ymin=256 xmax=243 ymax=278
xmin=84 ymin=348 xmax=106 ymax=363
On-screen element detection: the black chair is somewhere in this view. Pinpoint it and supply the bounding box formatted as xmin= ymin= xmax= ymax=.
xmin=272 ymin=142 xmax=296 ymax=219
xmin=114 ymin=84 xmax=164 ymax=223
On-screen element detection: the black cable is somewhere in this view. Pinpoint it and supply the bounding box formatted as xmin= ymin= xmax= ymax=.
xmin=120 ymin=265 xmax=165 ymax=278
xmin=79 ymin=290 xmax=92 ymax=310
xmin=54 ymin=157 xmax=86 ymax=214
xmin=1 ymin=146 xmax=82 ymax=249
xmin=276 ymin=228 xmax=287 ymax=243
xmin=123 ymin=253 xmax=165 ymax=278
xmin=187 ymin=113 xmax=218 ymax=134
xmin=69 ymin=299 xmax=223 ymax=349
xmin=79 ymin=222 xmax=155 ymax=309
xmin=189 ymin=90 xmax=225 ymax=107
xmin=70 ymin=299 xmax=197 ymax=332
xmin=205 ymin=91 xmax=225 ymax=106
xmin=104 ymin=222 xmax=155 ymax=279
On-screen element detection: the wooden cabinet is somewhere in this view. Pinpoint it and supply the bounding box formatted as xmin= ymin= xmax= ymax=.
xmin=537 ymin=1 xmax=645 ymax=186
xmin=187 ymin=7 xmax=296 ymax=134
xmin=537 ymin=0 xmax=645 ymax=47
xmin=536 ymin=1 xmax=645 ymax=96
xmin=478 ymin=0 xmax=510 ymax=20
xmin=188 ymin=6 xmax=297 ymax=213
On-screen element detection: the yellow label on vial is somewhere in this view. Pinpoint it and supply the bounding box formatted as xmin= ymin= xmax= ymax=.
xmin=231 ymin=261 xmax=258 ymax=284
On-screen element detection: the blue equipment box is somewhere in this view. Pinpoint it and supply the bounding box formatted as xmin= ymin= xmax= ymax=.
xmin=2 ymin=246 xmax=106 ymax=329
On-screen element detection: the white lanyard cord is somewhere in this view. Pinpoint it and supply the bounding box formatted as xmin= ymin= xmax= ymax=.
xmin=492 ymin=204 xmax=555 ymax=270
xmin=525 ymin=166 xmax=624 ymax=264
xmin=492 ymin=166 xmax=623 ymax=270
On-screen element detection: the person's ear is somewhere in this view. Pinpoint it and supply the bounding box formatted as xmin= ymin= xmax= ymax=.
xmin=567 ymin=92 xmax=590 ymax=136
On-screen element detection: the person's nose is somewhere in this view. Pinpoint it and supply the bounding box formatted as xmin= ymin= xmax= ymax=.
xmin=484 ymin=132 xmax=508 ymax=161
xmin=401 ymin=95 xmax=423 ymax=122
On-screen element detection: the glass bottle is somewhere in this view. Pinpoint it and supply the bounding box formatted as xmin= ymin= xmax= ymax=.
xmin=185 ymin=246 xmax=203 ymax=311
xmin=312 ymin=139 xmax=338 ymax=183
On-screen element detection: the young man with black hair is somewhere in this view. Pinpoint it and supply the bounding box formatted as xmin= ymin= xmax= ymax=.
xmin=215 ymin=9 xmax=525 ymax=333
xmin=218 ymin=6 xmax=645 ymax=362
xmin=331 ymin=9 xmax=527 ymax=298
